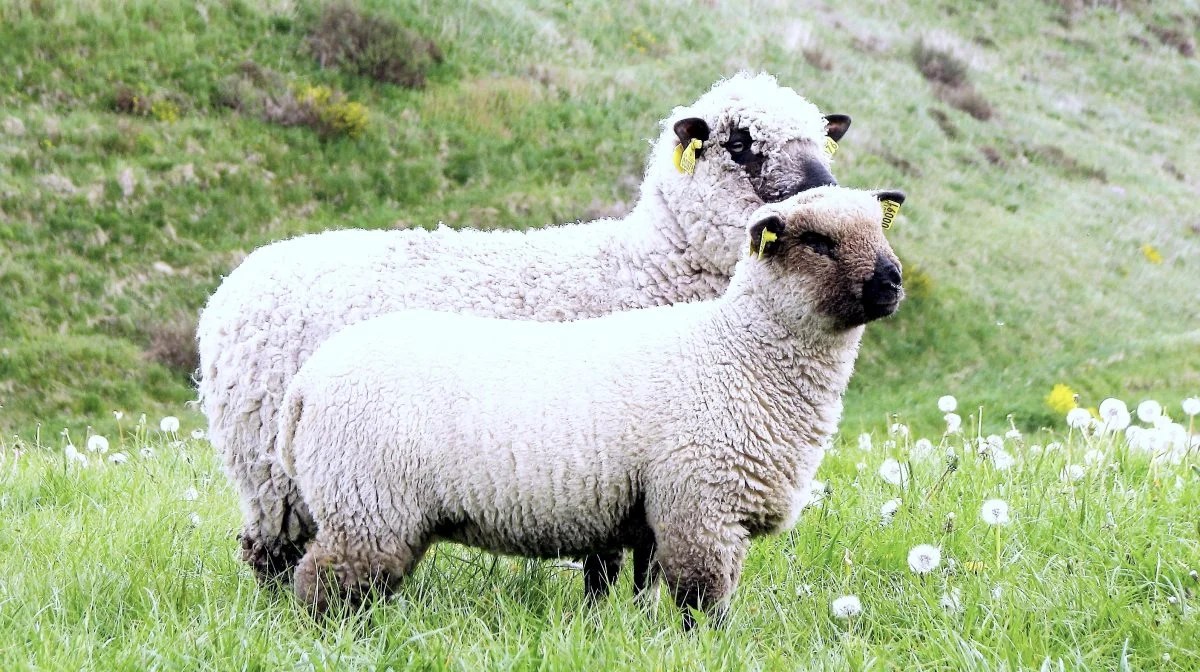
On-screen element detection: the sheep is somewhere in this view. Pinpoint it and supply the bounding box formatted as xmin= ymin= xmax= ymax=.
xmin=196 ymin=71 xmax=854 ymax=589
xmin=276 ymin=185 xmax=906 ymax=627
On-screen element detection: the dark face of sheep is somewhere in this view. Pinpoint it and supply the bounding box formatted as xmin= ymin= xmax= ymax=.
xmin=748 ymin=187 xmax=905 ymax=331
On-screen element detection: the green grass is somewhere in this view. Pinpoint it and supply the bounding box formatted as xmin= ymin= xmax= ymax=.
xmin=1 ymin=0 xmax=1199 ymax=667
xmin=0 ymin=0 xmax=1197 ymax=438
xmin=2 ymin=412 xmax=1198 ymax=669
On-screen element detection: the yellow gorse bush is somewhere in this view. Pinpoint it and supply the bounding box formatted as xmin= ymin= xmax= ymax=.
xmin=1045 ymin=383 xmax=1078 ymax=415
xmin=298 ymin=85 xmax=369 ymax=139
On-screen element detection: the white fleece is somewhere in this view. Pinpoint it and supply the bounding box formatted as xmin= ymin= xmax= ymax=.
xmin=196 ymin=71 xmax=844 ymax=577
xmin=277 ymin=186 xmax=899 ymax=620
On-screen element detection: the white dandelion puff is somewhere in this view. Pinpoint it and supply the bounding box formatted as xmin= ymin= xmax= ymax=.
xmin=878 ymin=458 xmax=908 ymax=486
xmin=991 ymin=585 xmax=1003 ymax=600
xmin=1045 ymin=442 xmax=1063 ymax=453
xmin=140 ymin=447 xmax=155 ymax=459
xmin=889 ymin=423 xmax=909 ymax=438
xmin=831 ymin=595 xmax=862 ymax=619
xmin=940 ymin=588 xmax=963 ymax=613
xmin=191 ymin=428 xmax=206 ymax=440
xmin=1066 ymin=408 xmax=1092 ymax=430
xmin=1098 ymin=398 xmax=1131 ymax=431
xmin=907 ymin=544 xmax=942 ymax=575
xmin=108 ymin=452 xmax=129 ymax=465
xmin=882 ymin=439 xmax=896 ymax=451
xmin=1182 ymin=397 xmax=1200 ymax=417
xmin=182 ymin=487 xmax=199 ymax=502
xmin=855 ymin=461 xmax=867 ymax=472
xmin=1060 ymin=464 xmax=1085 ymax=482
xmin=986 ymin=435 xmax=1004 ymax=450
xmin=911 ymin=438 xmax=936 ymax=460
xmin=981 ymin=499 xmax=1011 ymax=525
xmin=944 ymin=412 xmax=962 ymax=434
xmin=159 ymin=416 xmax=180 ymax=433
xmin=1004 ymin=428 xmax=1022 ymax=441
xmin=1136 ymin=400 xmax=1162 ymax=423
xmin=113 ymin=410 xmax=124 ymax=421
xmin=1083 ymin=449 xmax=1104 ymax=466
xmin=880 ymin=498 xmax=902 ymax=526
xmin=796 ymin=583 xmax=814 ymax=597
xmin=188 ymin=512 xmax=202 ymax=527
xmin=65 ymin=444 xmax=88 ymax=467
xmin=991 ymin=449 xmax=1014 ymax=471
xmin=857 ymin=433 xmax=873 ymax=451
xmin=802 ymin=479 xmax=826 ymax=509
xmin=86 ymin=435 xmax=109 ymax=453
xmin=938 ymin=395 xmax=957 ymax=413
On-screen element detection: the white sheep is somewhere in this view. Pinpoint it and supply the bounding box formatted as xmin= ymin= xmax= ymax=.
xmin=277 ymin=185 xmax=906 ymax=626
xmin=197 ymin=71 xmax=853 ymax=586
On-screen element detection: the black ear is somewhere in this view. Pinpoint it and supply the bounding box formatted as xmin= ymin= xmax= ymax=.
xmin=748 ymin=215 xmax=786 ymax=259
xmin=874 ymin=190 xmax=906 ymax=207
xmin=824 ymin=114 xmax=851 ymax=142
xmin=673 ymin=117 xmax=711 ymax=146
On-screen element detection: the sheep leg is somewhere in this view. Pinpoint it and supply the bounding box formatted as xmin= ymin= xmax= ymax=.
xmin=294 ymin=526 xmax=426 ymax=616
xmin=631 ymin=538 xmax=660 ymax=597
xmin=582 ymin=552 xmax=624 ymax=603
xmin=654 ymin=527 xmax=747 ymax=630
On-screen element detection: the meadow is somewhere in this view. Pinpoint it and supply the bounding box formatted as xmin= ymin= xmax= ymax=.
xmin=1 ymin=0 xmax=1199 ymax=668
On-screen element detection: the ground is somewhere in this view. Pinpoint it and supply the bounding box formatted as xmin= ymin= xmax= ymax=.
xmin=0 ymin=0 xmax=1198 ymax=669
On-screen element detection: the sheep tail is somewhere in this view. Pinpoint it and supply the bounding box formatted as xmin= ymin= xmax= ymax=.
xmin=276 ymin=386 xmax=305 ymax=478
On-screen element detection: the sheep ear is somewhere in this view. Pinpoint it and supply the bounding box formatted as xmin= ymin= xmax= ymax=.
xmin=824 ymin=114 xmax=851 ymax=142
xmin=673 ymin=117 xmax=711 ymax=146
xmin=748 ymin=215 xmax=786 ymax=259
xmin=874 ymin=190 xmax=906 ymax=229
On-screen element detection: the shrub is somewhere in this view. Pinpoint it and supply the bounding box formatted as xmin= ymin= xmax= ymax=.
xmin=307 ymin=3 xmax=443 ymax=88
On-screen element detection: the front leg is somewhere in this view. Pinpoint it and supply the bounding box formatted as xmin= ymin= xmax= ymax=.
xmin=582 ymin=552 xmax=624 ymax=603
xmin=653 ymin=521 xmax=748 ymax=630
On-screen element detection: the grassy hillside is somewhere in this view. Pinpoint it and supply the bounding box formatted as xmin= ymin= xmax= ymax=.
xmin=1 ymin=0 xmax=1198 ymax=438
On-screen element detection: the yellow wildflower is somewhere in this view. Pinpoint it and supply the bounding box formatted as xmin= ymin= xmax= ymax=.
xmin=1046 ymin=383 xmax=1078 ymax=415
xmin=1141 ymin=243 xmax=1163 ymax=264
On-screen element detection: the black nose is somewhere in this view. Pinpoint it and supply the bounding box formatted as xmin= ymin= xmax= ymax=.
xmin=862 ymin=254 xmax=903 ymax=321
xmin=797 ymin=158 xmax=837 ymax=192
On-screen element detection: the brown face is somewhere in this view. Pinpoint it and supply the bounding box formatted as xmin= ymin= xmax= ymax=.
xmin=748 ymin=188 xmax=905 ymax=329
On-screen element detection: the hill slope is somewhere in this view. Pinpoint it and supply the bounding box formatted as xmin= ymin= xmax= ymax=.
xmin=1 ymin=0 xmax=1198 ymax=437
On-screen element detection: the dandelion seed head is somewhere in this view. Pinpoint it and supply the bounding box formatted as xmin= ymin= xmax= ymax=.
xmin=907 ymin=544 xmax=942 ymax=575
xmin=113 ymin=410 xmax=124 ymax=421
xmin=882 ymin=439 xmax=896 ymax=451
xmin=986 ymin=435 xmax=1004 ymax=450
xmin=1045 ymin=442 xmax=1063 ymax=453
xmin=182 ymin=487 xmax=199 ymax=502
xmin=188 ymin=512 xmax=202 ymax=527
xmin=1061 ymin=464 xmax=1085 ymax=482
xmin=981 ymin=499 xmax=1011 ymax=525
xmin=1066 ymin=408 xmax=1092 ymax=429
xmin=1004 ymin=428 xmax=1022 ymax=441
xmin=191 ymin=429 xmax=206 ymax=440
xmin=857 ymin=433 xmax=872 ymax=451
xmin=938 ymin=395 xmax=957 ymax=413
xmin=991 ymin=585 xmax=1003 ymax=600
xmin=944 ymin=413 xmax=962 ymax=434
xmin=108 ymin=452 xmax=129 ymax=465
xmin=940 ymin=587 xmax=963 ymax=614
xmin=140 ymin=447 xmax=155 ymax=458
xmin=1182 ymin=397 xmax=1200 ymax=417
xmin=1099 ymin=398 xmax=1127 ymax=420
xmin=878 ymin=458 xmax=908 ymax=486
xmin=911 ymin=438 xmax=936 ymax=460
xmin=159 ymin=416 xmax=180 ymax=433
xmin=991 ymin=449 xmax=1014 ymax=471
xmin=1167 ymin=595 xmax=1178 ymax=605
xmin=880 ymin=498 xmax=902 ymax=526
xmin=831 ymin=595 xmax=862 ymax=619
xmin=86 ymin=435 xmax=109 ymax=453
xmin=889 ymin=423 xmax=909 ymax=438
xmin=1083 ymin=449 xmax=1104 ymax=466
xmin=1136 ymin=400 xmax=1162 ymax=423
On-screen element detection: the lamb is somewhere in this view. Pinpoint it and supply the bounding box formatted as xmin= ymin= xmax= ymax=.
xmin=196 ymin=71 xmax=854 ymax=587
xmin=276 ymin=185 xmax=906 ymax=627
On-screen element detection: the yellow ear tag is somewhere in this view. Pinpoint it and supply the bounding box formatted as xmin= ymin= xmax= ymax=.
xmin=673 ymin=138 xmax=703 ymax=175
xmin=825 ymin=137 xmax=838 ymax=157
xmin=880 ymin=199 xmax=901 ymax=229
xmin=752 ymin=228 xmax=778 ymax=258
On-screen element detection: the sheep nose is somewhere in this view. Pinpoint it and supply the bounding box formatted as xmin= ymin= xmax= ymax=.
xmin=797 ymin=158 xmax=837 ymax=192
xmin=862 ymin=254 xmax=903 ymax=321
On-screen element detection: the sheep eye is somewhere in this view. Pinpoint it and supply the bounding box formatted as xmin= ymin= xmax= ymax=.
xmin=798 ymin=231 xmax=837 ymax=257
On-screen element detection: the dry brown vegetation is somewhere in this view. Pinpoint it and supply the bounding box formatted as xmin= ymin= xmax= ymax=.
xmin=307 ymin=3 xmax=443 ymax=88
xmin=145 ymin=313 xmax=199 ymax=378
xmin=911 ymin=40 xmax=993 ymax=121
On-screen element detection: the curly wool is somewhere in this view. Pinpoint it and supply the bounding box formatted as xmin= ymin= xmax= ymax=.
xmin=196 ymin=71 xmax=845 ymax=580
xmin=277 ymin=186 xmax=901 ymax=622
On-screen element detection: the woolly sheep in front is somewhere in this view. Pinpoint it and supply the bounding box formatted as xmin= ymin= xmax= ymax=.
xmin=277 ymin=185 xmax=906 ymax=627
xmin=196 ymin=71 xmax=853 ymax=584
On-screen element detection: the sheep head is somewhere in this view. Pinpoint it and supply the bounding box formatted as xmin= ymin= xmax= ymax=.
xmin=653 ymin=72 xmax=851 ymax=276
xmin=744 ymin=186 xmax=905 ymax=333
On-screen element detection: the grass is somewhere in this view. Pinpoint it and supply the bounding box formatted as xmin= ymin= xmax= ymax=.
xmin=2 ymin=409 xmax=1198 ymax=669
xmin=1 ymin=0 xmax=1199 ymax=667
